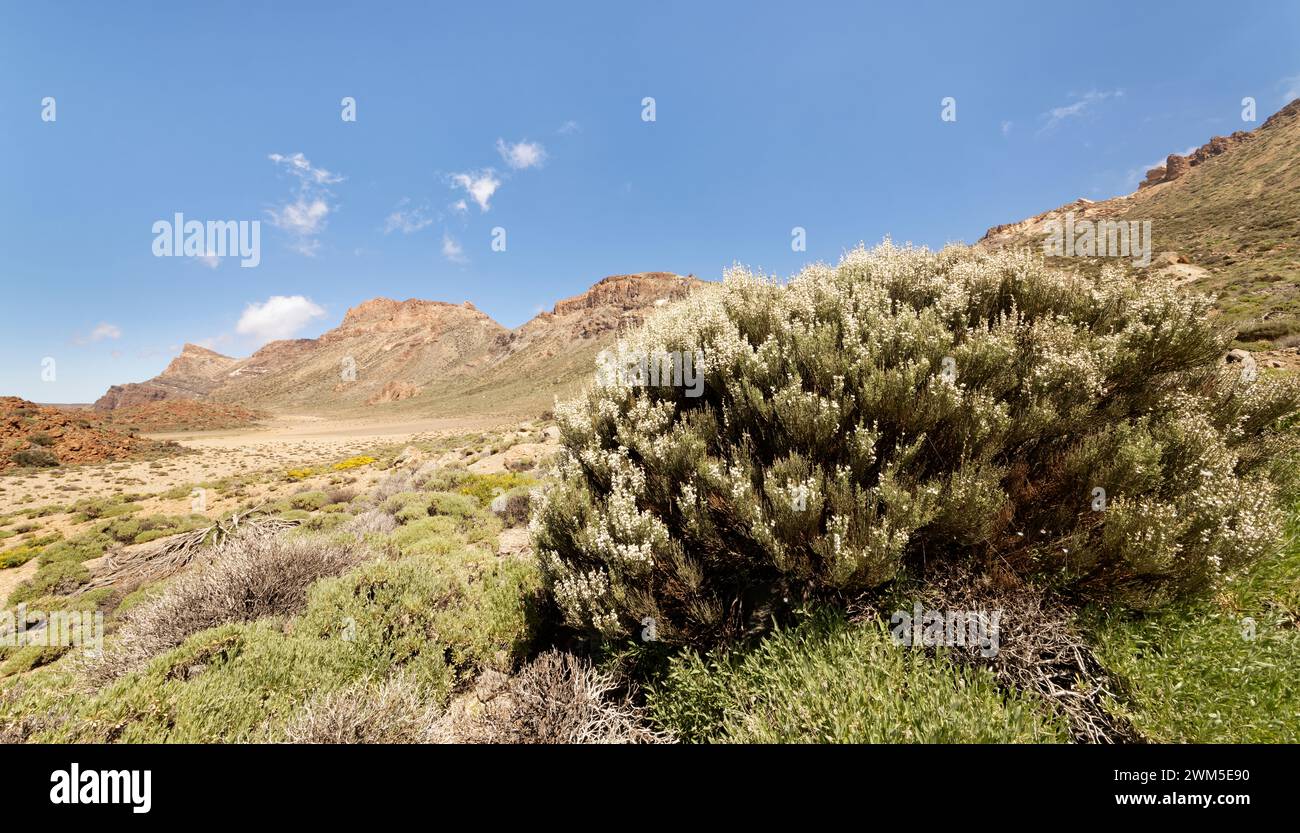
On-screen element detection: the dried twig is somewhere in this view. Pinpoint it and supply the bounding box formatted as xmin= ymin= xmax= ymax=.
xmin=74 ymin=506 xmax=299 ymax=596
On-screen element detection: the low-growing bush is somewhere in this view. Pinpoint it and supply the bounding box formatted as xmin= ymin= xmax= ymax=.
xmin=451 ymin=650 xmax=662 ymax=744
xmin=533 ymin=244 xmax=1300 ymax=649
xmin=457 ymin=472 xmax=536 ymax=507
xmin=10 ymin=449 xmax=58 ymax=468
xmin=50 ymin=547 xmax=541 ymax=742
xmin=7 ymin=560 xmax=89 ymax=605
xmin=279 ymin=674 xmax=443 ymax=743
xmin=82 ymin=532 xmax=370 ymax=684
xmin=331 ymin=455 xmax=376 ymax=472
xmin=490 ymin=487 xmax=533 ymax=528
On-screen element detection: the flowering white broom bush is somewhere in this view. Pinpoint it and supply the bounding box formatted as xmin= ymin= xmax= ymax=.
xmin=532 ymin=243 xmax=1300 ymax=648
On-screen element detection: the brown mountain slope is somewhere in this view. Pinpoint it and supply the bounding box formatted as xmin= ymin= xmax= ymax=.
xmin=980 ymin=98 xmax=1300 ymax=347
xmin=431 ymin=272 xmax=707 ymax=416
xmin=96 ymin=273 xmax=708 ymax=417
xmin=94 ymin=344 xmax=238 ymax=410
xmin=207 ymin=299 xmax=508 ymax=411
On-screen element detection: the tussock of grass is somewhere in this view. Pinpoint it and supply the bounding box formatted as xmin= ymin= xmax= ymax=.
xmin=81 ymin=532 xmax=371 ymax=686
xmin=648 ymin=612 xmax=1067 ymax=743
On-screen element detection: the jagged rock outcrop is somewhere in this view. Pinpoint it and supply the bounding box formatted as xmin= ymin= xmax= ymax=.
xmin=1140 ymin=131 xmax=1252 ymax=188
xmin=94 ymin=273 xmax=710 ymax=414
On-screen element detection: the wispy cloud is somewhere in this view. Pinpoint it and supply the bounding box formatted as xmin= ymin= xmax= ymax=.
xmin=441 ymin=233 xmax=467 ymax=264
xmin=1281 ymin=74 xmax=1300 ymax=103
xmin=496 ymin=138 xmax=547 ymax=170
xmin=235 ymin=295 xmax=326 ymax=344
xmin=449 ymin=169 xmax=501 ymax=212
xmin=73 ymin=322 xmax=122 ymax=345
xmin=558 ymin=120 xmax=581 ymax=135
xmin=194 ymin=250 xmax=221 ymax=269
xmin=383 ymin=198 xmax=433 ymax=234
xmin=1000 ymin=120 xmax=1013 ymax=137
xmin=1038 ymin=89 xmax=1124 ymax=135
xmin=267 ymin=152 xmax=343 ymax=256
xmin=267 ymin=152 xmax=342 ymax=186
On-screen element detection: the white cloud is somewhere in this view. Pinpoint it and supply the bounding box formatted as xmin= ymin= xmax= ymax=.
xmin=450 ymin=198 xmax=468 ymax=214
xmin=268 ymin=152 xmax=343 ymax=186
xmin=558 ymin=120 xmax=581 ymax=135
xmin=384 ymin=198 xmax=433 ymax=234
xmin=1000 ymin=120 xmax=1013 ymax=137
xmin=1281 ymin=75 xmax=1300 ymax=103
xmin=449 ymin=169 xmax=501 ymax=212
xmin=235 ymin=295 xmax=326 ymax=343
xmin=441 ymin=233 xmax=467 ymax=264
xmin=1039 ymin=89 xmax=1124 ymax=134
xmin=194 ymin=251 xmax=221 ymax=269
xmin=267 ymin=152 xmax=342 ymax=256
xmin=90 ymin=323 xmax=121 ymax=342
xmin=496 ymin=138 xmax=547 ymax=170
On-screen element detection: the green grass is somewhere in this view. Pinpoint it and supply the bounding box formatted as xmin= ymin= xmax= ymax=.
xmin=1088 ymin=513 xmax=1300 ymax=742
xmin=647 ymin=611 xmax=1067 ymax=743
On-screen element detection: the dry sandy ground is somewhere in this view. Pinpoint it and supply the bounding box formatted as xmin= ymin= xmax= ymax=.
xmin=0 ymin=412 xmax=518 ymax=516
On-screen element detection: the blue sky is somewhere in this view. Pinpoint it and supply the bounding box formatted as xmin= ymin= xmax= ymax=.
xmin=3 ymin=0 xmax=1299 ymax=403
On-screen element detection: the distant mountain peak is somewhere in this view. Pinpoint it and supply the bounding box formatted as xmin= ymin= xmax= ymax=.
xmin=94 ymin=271 xmax=710 ymax=414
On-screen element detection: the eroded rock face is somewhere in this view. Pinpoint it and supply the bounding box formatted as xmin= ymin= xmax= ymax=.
xmin=1140 ymin=131 xmax=1253 ymax=188
xmin=367 ymin=380 xmax=423 ymax=404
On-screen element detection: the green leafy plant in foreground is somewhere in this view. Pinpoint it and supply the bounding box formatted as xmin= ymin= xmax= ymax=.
xmin=648 ymin=611 xmax=1066 ymax=743
xmin=534 ymin=243 xmax=1300 ymax=650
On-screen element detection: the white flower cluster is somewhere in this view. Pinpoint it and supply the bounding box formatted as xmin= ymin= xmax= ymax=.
xmin=531 ymin=241 xmax=1300 ymax=638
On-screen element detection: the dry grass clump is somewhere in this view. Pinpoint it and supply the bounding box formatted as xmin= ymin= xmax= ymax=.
xmin=901 ymin=565 xmax=1142 ymax=744
xmin=344 ymin=507 xmax=398 ymax=537
xmin=81 ymin=532 xmax=370 ymax=685
xmin=449 ymin=650 xmax=665 ymax=744
xmin=281 ymin=674 xmax=443 ymax=744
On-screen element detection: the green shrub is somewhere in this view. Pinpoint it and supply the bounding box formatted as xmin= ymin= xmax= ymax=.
xmin=0 ymin=548 xmax=38 ymax=570
xmin=457 ymin=472 xmax=536 ymax=507
xmin=648 ymin=611 xmax=1065 ymax=743
xmin=10 ymin=449 xmax=58 ymax=468
xmin=47 ymin=548 xmax=540 ymax=743
xmin=533 ymin=244 xmax=1300 ymax=649
xmin=7 ymin=560 xmax=90 ymax=605
xmin=288 ymin=491 xmax=329 ymax=511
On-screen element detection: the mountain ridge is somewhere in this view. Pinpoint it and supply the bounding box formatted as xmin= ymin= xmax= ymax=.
xmin=94 ymin=272 xmax=707 ymax=414
xmin=978 ymin=97 xmax=1300 ymax=348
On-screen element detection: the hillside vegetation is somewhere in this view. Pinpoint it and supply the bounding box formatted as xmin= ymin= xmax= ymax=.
xmin=980 ymin=98 xmax=1300 ymax=349
xmin=2 ymin=245 xmax=1298 ymax=744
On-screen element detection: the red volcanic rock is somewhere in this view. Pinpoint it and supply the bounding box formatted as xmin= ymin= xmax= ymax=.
xmin=0 ymin=397 xmax=179 ymax=470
